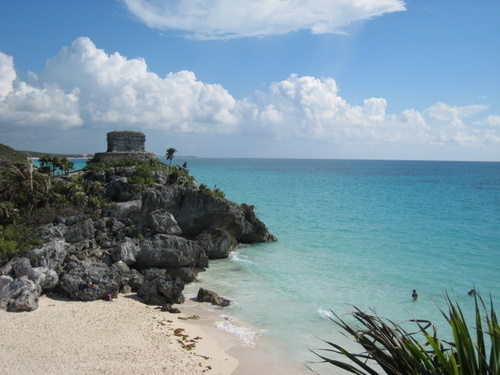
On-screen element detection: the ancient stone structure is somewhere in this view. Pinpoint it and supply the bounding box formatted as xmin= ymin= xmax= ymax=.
xmin=107 ymin=131 xmax=145 ymax=152
xmin=93 ymin=131 xmax=156 ymax=162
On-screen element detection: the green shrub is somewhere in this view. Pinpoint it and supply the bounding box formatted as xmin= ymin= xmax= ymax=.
xmin=312 ymin=293 xmax=499 ymax=375
xmin=0 ymin=237 xmax=18 ymax=258
xmin=0 ymin=224 xmax=43 ymax=257
xmin=130 ymin=165 xmax=155 ymax=186
xmin=199 ymin=184 xmax=226 ymax=200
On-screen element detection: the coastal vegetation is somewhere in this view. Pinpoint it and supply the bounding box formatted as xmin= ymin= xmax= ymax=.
xmin=199 ymin=184 xmax=226 ymax=200
xmin=0 ymin=144 xmax=31 ymax=164
xmin=0 ymin=145 xmax=195 ymax=258
xmin=314 ymin=293 xmax=499 ymax=375
xmin=0 ymin=137 xmax=276 ymax=313
xmin=37 ymin=155 xmax=75 ymax=175
xmin=166 ymin=147 xmax=177 ymax=166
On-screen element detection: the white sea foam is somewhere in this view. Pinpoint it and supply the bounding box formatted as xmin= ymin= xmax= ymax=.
xmin=317 ymin=308 xmax=335 ymax=320
xmin=229 ymin=250 xmax=255 ymax=264
xmin=214 ymin=315 xmax=260 ymax=346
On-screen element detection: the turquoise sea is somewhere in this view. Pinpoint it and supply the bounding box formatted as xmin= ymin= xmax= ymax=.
xmin=67 ymin=158 xmax=500 ymax=373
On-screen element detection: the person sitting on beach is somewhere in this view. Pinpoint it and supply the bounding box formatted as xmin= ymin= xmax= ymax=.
xmin=412 ymin=290 xmax=418 ymax=300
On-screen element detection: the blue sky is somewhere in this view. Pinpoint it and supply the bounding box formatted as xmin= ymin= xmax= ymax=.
xmin=0 ymin=0 xmax=499 ymax=161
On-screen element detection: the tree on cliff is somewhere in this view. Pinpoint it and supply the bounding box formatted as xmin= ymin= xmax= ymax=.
xmin=166 ymin=148 xmax=177 ymax=166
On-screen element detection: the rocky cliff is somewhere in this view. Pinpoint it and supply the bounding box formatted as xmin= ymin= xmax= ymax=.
xmin=0 ymin=163 xmax=276 ymax=312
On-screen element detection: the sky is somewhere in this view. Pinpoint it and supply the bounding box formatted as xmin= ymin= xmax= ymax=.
xmin=0 ymin=0 xmax=499 ymax=161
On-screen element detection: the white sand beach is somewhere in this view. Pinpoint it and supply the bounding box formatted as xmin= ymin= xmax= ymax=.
xmin=0 ymin=294 xmax=239 ymax=375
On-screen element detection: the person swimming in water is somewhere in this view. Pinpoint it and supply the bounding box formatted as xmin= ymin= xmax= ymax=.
xmin=412 ymin=289 xmax=418 ymax=300
xmin=468 ymin=289 xmax=476 ymax=296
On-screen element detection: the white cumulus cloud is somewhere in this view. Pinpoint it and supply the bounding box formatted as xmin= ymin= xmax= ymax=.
xmin=122 ymin=0 xmax=406 ymax=40
xmin=0 ymin=53 xmax=16 ymax=98
xmin=237 ymin=74 xmax=498 ymax=147
xmin=474 ymin=115 xmax=500 ymax=128
xmin=241 ymin=74 xmax=390 ymax=141
xmin=0 ymin=52 xmax=83 ymax=130
xmin=1 ymin=37 xmax=239 ymax=134
xmin=1 ymin=38 xmax=499 ymax=154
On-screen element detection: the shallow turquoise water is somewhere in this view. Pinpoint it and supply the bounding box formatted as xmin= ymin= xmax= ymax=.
xmin=180 ymin=158 xmax=500 ymax=371
xmin=66 ymin=157 xmax=500 ymax=371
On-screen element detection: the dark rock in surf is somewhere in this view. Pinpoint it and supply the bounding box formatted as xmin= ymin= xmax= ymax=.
xmin=197 ymin=287 xmax=230 ymax=307
xmin=196 ymin=226 xmax=238 ymax=259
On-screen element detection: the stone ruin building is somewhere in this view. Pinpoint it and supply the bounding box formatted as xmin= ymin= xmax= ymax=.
xmin=93 ymin=131 xmax=156 ymax=162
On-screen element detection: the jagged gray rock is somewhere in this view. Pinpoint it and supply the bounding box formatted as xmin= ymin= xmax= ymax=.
xmin=135 ymin=234 xmax=208 ymax=281
xmin=93 ymin=217 xmax=135 ymax=248
xmin=196 ymin=226 xmax=238 ymax=259
xmin=111 ymin=238 xmax=140 ymax=265
xmin=139 ymin=185 xmax=277 ymax=243
xmin=59 ymin=262 xmax=121 ymax=301
xmin=110 ymin=260 xmax=141 ymax=292
xmin=124 ymin=268 xmax=144 ymax=292
xmin=0 ymin=275 xmax=13 ymax=288
xmin=27 ymin=239 xmax=70 ymax=270
xmin=0 ymin=258 xmax=15 ymax=276
xmin=102 ymin=200 xmax=142 ymax=220
xmin=144 ymin=210 xmax=182 ymax=235
xmin=137 ymin=268 xmax=184 ymax=305
xmin=27 ymin=267 xmax=59 ymax=289
xmin=37 ymin=223 xmax=67 ymax=240
xmin=106 ymin=175 xmax=141 ymax=202
xmin=13 ymin=257 xmax=32 ymax=278
xmin=55 ymin=215 xmax=87 ymax=226
xmin=0 ymin=276 xmax=41 ymax=312
xmin=111 ymin=260 xmax=130 ymax=274
xmin=64 ymin=218 xmax=96 ymax=243
xmin=197 ymin=287 xmax=230 ymax=307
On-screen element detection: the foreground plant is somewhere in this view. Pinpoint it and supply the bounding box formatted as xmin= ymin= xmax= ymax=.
xmin=311 ymin=293 xmax=499 ymax=375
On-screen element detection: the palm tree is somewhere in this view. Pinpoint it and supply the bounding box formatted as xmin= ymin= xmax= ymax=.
xmin=166 ymin=147 xmax=177 ymax=166
xmin=58 ymin=157 xmax=74 ymax=175
xmin=52 ymin=157 xmax=65 ymax=175
xmin=38 ymin=155 xmax=52 ymax=175
xmin=0 ymin=162 xmax=51 ymax=219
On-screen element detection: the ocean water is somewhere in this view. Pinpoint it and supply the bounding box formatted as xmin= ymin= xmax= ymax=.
xmin=178 ymin=158 xmax=500 ymax=373
xmin=67 ymin=157 xmax=500 ymax=372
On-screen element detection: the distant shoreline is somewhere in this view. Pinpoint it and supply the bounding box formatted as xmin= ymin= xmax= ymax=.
xmin=29 ymin=156 xmax=92 ymax=160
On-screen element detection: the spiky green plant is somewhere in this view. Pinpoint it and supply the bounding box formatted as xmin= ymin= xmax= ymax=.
xmin=312 ymin=293 xmax=499 ymax=375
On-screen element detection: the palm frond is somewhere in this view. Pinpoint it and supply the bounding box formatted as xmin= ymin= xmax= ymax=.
xmin=312 ymin=293 xmax=499 ymax=375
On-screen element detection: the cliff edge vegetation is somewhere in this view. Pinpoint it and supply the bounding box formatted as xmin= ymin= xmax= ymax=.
xmin=0 ymin=145 xmax=276 ymax=312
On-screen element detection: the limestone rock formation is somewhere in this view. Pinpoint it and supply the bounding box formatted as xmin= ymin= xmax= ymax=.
xmin=27 ymin=267 xmax=59 ymax=290
xmin=59 ymin=262 xmax=121 ymax=301
xmin=0 ymin=134 xmax=276 ymax=312
xmin=0 ymin=276 xmax=41 ymax=312
xmin=26 ymin=240 xmax=70 ymax=270
xmin=196 ymin=226 xmax=238 ymax=259
xmin=137 ymin=268 xmax=185 ymax=305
